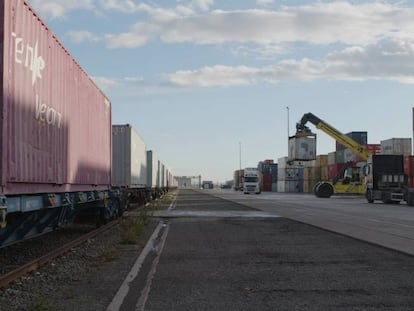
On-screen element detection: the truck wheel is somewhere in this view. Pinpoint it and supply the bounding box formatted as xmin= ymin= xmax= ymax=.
xmin=366 ymin=189 xmax=374 ymax=203
xmin=407 ymin=191 xmax=414 ymax=206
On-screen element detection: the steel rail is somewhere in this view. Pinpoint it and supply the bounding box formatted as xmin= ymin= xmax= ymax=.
xmin=0 ymin=220 xmax=119 ymax=289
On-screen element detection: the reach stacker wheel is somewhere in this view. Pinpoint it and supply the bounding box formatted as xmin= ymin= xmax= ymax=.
xmin=314 ymin=182 xmax=334 ymax=198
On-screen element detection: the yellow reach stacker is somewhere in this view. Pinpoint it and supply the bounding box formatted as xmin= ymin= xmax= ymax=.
xmin=294 ymin=113 xmax=371 ymax=198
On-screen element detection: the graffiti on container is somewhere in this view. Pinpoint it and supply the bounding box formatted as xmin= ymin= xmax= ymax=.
xmin=12 ymin=32 xmax=45 ymax=86
xmin=35 ymin=94 xmax=62 ymax=128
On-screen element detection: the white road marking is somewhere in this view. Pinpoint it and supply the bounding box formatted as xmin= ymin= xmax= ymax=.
xmin=153 ymin=210 xmax=280 ymax=218
xmin=167 ymin=197 xmax=177 ymax=211
xmin=106 ymin=221 xmax=164 ymax=311
xmin=135 ymin=223 xmax=169 ymax=311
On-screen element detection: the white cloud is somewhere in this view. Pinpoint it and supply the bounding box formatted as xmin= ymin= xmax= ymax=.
xmin=93 ymin=76 xmax=145 ymax=92
xmin=105 ymin=32 xmax=147 ymax=49
xmin=66 ymin=31 xmax=101 ymax=44
xmin=101 ymin=2 xmax=414 ymax=49
xmin=99 ymin=0 xmax=149 ymax=13
xmin=105 ymin=23 xmax=161 ymax=48
xmin=188 ymin=0 xmax=214 ymax=12
xmin=30 ymin=1 xmax=414 ymax=52
xmin=231 ymin=44 xmax=288 ymax=60
xmin=169 ymin=65 xmax=261 ymax=87
xmin=29 ymin=0 xmax=94 ymax=19
xmin=167 ymin=38 xmax=414 ymax=87
xmin=92 ymin=76 xmax=120 ymax=91
xmin=256 ymin=0 xmax=274 ymax=6
xmin=124 ymin=77 xmax=145 ymax=82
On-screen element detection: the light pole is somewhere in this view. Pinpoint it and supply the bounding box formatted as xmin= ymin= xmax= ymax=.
xmin=286 ymin=106 xmax=290 ymax=138
xmin=239 ymin=141 xmax=242 ymax=171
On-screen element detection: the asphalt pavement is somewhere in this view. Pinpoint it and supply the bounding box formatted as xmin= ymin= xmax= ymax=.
xmin=110 ymin=189 xmax=414 ymax=311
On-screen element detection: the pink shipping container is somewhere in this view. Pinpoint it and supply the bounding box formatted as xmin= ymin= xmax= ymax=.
xmin=1 ymin=0 xmax=112 ymax=195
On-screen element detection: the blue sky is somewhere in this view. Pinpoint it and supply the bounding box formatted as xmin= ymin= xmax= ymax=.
xmin=28 ymin=0 xmax=414 ymax=183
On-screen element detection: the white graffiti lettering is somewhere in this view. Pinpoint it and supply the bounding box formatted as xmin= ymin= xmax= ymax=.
xmin=12 ymin=32 xmax=45 ymax=86
xmin=35 ymin=95 xmax=62 ymax=128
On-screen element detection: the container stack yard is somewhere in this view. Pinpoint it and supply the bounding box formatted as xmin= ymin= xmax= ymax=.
xmin=235 ymin=133 xmax=413 ymax=194
xmin=230 ymin=116 xmax=414 ymax=197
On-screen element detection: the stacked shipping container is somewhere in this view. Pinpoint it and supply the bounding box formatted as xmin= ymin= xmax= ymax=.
xmin=258 ymin=160 xmax=278 ymax=192
xmin=277 ymin=157 xmax=311 ymax=193
xmin=331 ymin=132 xmax=368 ymax=180
xmin=233 ymin=169 xmax=244 ymax=190
xmin=381 ymin=138 xmax=412 ymax=156
xmin=303 ymin=155 xmax=329 ymax=193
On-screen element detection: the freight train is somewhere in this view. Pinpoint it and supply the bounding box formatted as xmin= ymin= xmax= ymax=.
xmin=0 ymin=0 xmax=175 ymax=248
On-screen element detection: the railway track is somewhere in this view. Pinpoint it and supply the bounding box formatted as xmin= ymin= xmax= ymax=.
xmin=0 ymin=220 xmax=119 ymax=289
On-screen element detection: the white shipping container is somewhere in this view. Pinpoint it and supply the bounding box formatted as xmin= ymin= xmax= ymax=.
xmin=278 ymin=157 xmax=314 ymax=169
xmin=277 ymin=180 xmax=286 ymax=192
xmin=277 ymin=168 xmax=286 ymax=181
xmin=112 ymin=125 xmax=147 ymax=188
xmin=381 ymin=138 xmax=412 ymax=156
xmin=288 ymin=136 xmax=316 ymax=161
xmin=278 ymin=167 xmax=300 ymax=181
xmin=160 ymin=163 xmax=166 ymax=188
xmin=278 ymin=156 xmax=289 ymax=169
xmin=277 ymin=180 xmax=299 ymax=193
xmin=164 ymin=166 xmax=173 ymax=188
xmin=147 ymin=150 xmax=160 ymax=188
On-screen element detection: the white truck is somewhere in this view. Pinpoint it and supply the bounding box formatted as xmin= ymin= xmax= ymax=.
xmin=243 ymin=167 xmax=261 ymax=194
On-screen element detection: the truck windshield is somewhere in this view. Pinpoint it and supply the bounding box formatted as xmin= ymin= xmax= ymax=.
xmin=245 ymin=177 xmax=258 ymax=182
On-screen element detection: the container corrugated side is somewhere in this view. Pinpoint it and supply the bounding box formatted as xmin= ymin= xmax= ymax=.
xmin=328 ymin=152 xmax=336 ymax=165
xmin=288 ymin=136 xmax=316 ymax=161
xmin=147 ymin=150 xmax=160 ymax=188
xmin=130 ymin=127 xmax=147 ymax=187
xmin=2 ymin=0 xmax=111 ymax=195
xmin=160 ymin=163 xmax=165 ymax=188
xmin=381 ymin=138 xmax=412 ymax=156
xmin=165 ymin=168 xmax=174 ymax=188
xmin=112 ymin=125 xmax=147 ymax=188
xmin=277 ymin=180 xmax=300 ymax=193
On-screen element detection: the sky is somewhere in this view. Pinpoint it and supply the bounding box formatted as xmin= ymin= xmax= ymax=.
xmin=27 ymin=0 xmax=414 ymax=183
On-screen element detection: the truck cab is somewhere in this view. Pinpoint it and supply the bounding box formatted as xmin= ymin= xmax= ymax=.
xmin=243 ymin=168 xmax=261 ymax=194
xmin=365 ymin=155 xmax=408 ymax=203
